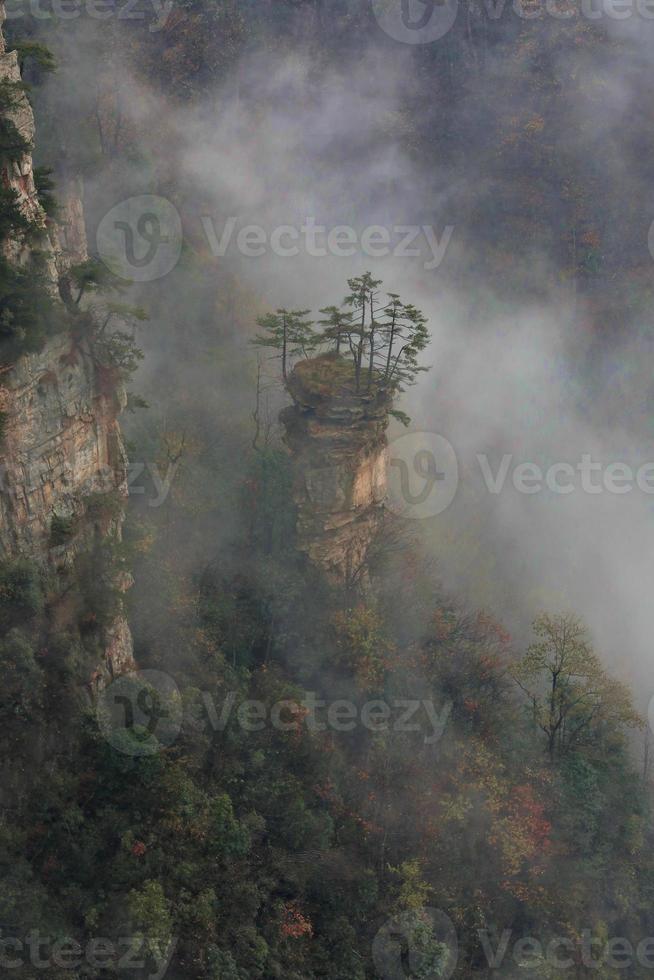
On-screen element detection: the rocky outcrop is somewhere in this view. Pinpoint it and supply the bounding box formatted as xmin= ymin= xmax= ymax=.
xmin=0 ymin=333 xmax=128 ymax=561
xmin=0 ymin=4 xmax=134 ymax=677
xmin=53 ymin=175 xmax=89 ymax=273
xmin=281 ymin=354 xmax=390 ymax=586
xmin=0 ymin=13 xmax=58 ymax=280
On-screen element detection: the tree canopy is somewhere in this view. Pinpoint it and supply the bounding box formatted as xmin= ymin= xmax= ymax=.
xmin=512 ymin=613 xmax=643 ymax=758
xmin=252 ymin=272 xmax=430 ymax=404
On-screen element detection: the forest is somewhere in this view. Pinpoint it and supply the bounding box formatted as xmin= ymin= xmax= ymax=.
xmin=0 ymin=1 xmax=654 ymax=978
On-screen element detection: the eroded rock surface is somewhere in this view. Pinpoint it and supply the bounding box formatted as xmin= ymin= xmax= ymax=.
xmin=0 ymin=5 xmax=134 ymax=676
xmin=281 ymin=355 xmax=390 ymax=585
xmin=0 ymin=334 xmax=128 ymax=561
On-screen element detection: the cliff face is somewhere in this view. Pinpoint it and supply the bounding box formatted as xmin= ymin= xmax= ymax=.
xmin=0 ymin=334 xmax=129 ymax=562
xmin=281 ymin=355 xmax=390 ymax=586
xmin=0 ymin=7 xmax=134 ymax=677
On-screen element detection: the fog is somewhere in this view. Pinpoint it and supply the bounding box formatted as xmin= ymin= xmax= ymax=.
xmin=26 ymin=3 xmax=654 ymax=702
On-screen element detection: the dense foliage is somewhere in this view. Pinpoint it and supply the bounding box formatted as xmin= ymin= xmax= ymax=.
xmin=0 ymin=4 xmax=653 ymax=980
xmin=1 ymin=459 xmax=652 ymax=977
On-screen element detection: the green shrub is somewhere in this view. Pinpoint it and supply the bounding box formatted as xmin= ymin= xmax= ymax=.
xmin=0 ymin=184 xmax=32 ymax=242
xmin=126 ymin=880 xmax=174 ymax=962
xmin=12 ymin=41 xmax=56 ymax=76
xmin=0 ymin=80 xmax=32 ymax=161
xmin=83 ymin=489 xmax=125 ymax=524
xmin=0 ymin=113 xmax=31 ymax=160
xmin=0 ymin=256 xmax=65 ymax=364
xmin=0 ymin=558 xmax=43 ymax=630
xmin=0 ymin=627 xmax=43 ymax=719
xmin=49 ymin=512 xmax=76 ymax=547
xmin=206 ymin=947 xmax=242 ymax=980
xmin=208 ymin=793 xmax=251 ymax=859
xmin=33 ymin=166 xmax=57 ymax=217
xmin=74 ymin=542 xmax=121 ymax=629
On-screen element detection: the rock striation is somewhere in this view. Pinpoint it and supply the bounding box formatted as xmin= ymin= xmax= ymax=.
xmin=0 ymin=333 xmax=129 ymax=562
xmin=281 ymin=354 xmax=390 ymax=586
xmin=0 ymin=4 xmax=134 ymax=678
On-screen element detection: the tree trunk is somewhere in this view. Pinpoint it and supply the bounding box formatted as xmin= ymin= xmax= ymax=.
xmin=282 ymin=315 xmax=287 ymax=379
xmin=385 ymin=311 xmax=397 ymax=380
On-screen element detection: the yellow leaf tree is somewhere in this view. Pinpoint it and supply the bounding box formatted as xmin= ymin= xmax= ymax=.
xmin=512 ymin=613 xmax=643 ymax=759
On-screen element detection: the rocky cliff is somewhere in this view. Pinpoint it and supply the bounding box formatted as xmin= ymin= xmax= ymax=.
xmin=281 ymin=354 xmax=390 ymax=587
xmin=0 ymin=7 xmax=134 ymax=678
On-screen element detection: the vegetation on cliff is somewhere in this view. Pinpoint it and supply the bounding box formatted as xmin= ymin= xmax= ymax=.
xmin=0 ymin=60 xmax=62 ymax=363
xmin=0 ymin=3 xmax=653 ymax=980
xmin=253 ymin=272 xmax=429 ymax=425
xmin=2 ymin=455 xmax=650 ymax=977
xmin=0 ymin=52 xmax=146 ymax=376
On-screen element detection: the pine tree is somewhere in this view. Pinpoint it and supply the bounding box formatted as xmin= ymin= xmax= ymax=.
xmin=251 ymin=274 xmax=430 ymax=417
xmin=343 ymin=271 xmax=382 ymax=391
xmin=317 ymin=305 xmax=351 ymax=356
xmin=381 ymin=300 xmax=430 ymax=392
xmin=251 ymin=307 xmax=316 ymax=379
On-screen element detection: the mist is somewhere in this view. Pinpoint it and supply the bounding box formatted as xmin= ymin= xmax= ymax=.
xmin=3 ymin=3 xmax=654 ymax=975
xmin=41 ymin=6 xmax=653 ymax=704
xmin=17 ymin=0 xmax=654 ymax=684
